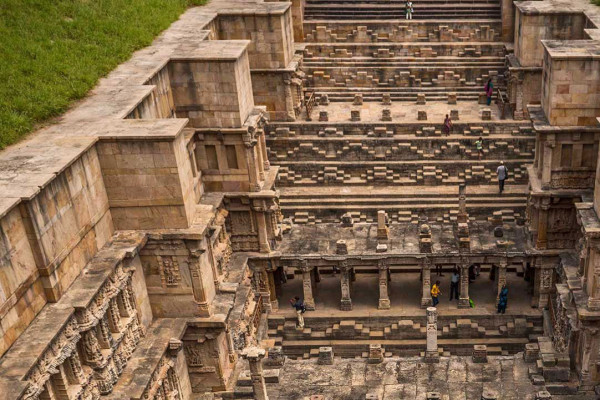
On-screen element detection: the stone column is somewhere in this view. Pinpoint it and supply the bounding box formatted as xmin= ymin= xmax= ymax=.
xmin=457 ymin=184 xmax=468 ymax=223
xmin=579 ymin=327 xmax=600 ymax=385
xmin=253 ymin=200 xmax=272 ymax=253
xmin=254 ymin=267 xmax=272 ymax=313
xmin=188 ymin=249 xmax=211 ymax=317
xmin=340 ymin=260 xmax=353 ymax=311
xmin=225 ymin=326 xmax=237 ymax=363
xmin=533 ymin=260 xmax=553 ymax=309
xmin=241 ymin=347 xmax=269 ymax=400
xmin=424 ymin=307 xmax=439 ymax=363
xmin=300 ymin=261 xmax=315 ymax=310
xmin=258 ymin=130 xmax=270 ymax=171
xmin=496 ymin=260 xmax=507 ymax=302
xmin=283 ymin=77 xmax=296 ymax=122
xmin=458 ymin=263 xmax=470 ymax=308
xmin=541 ymin=139 xmax=554 ymax=190
xmin=244 ymin=135 xmax=261 ymax=192
xmin=536 ymin=198 xmax=550 ymax=249
xmin=267 ymin=269 xmax=279 ymax=311
xmin=421 ymin=258 xmax=433 ymax=307
xmin=255 ymin=135 xmax=266 ymax=181
xmin=378 ymin=259 xmax=390 ymax=310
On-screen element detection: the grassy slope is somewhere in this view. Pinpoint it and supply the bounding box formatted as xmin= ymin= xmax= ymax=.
xmin=0 ymin=0 xmax=206 ymax=149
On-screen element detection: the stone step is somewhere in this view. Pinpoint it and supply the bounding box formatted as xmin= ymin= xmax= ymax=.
xmin=279 ymin=337 xmax=531 ymax=358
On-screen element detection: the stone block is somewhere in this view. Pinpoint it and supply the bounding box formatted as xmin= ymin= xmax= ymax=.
xmin=320 ymin=94 xmax=329 ymax=105
xmin=318 ymin=346 xmax=334 ymax=365
xmin=524 ymin=343 xmax=540 ymax=363
xmin=472 ymin=345 xmax=487 ymax=363
xmin=418 ymin=110 xmax=427 ymax=121
xmin=381 ymin=108 xmax=392 ymax=121
xmin=353 ymin=93 xmax=363 ymax=105
xmin=450 ymin=109 xmax=459 ymax=121
xmin=531 ymin=374 xmax=545 ymax=385
xmin=382 ymin=93 xmax=391 ymax=105
xmin=420 ymin=238 xmax=432 ymax=253
xmin=351 ymin=110 xmax=361 ymax=121
xmin=542 ymin=367 xmax=569 ymax=382
xmin=426 ymin=392 xmax=441 ymax=400
xmin=417 ymin=93 xmax=426 ymax=104
xmin=336 ymin=239 xmax=348 ymax=255
xmin=481 ymin=108 xmax=491 ymax=120
xmin=448 ymin=92 xmax=457 ymax=104
xmin=368 ymin=344 xmax=384 ymax=364
xmin=318 ymin=111 xmax=328 ymax=121
xmin=376 ymin=243 xmax=388 ymax=253
xmin=535 ymin=391 xmax=552 ymax=400
xmin=481 ymin=390 xmax=497 ymax=400
xmin=265 ymin=346 xmax=286 ymax=367
xmin=365 ymin=394 xmax=380 ymax=400
xmin=493 ymin=226 xmax=503 ymax=237
xmin=341 ymin=212 xmax=354 ymax=227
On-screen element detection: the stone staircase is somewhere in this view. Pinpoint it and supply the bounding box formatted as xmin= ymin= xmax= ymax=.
xmin=304 ymin=0 xmax=502 ymax=20
xmin=266 ymin=314 xmax=543 ymax=359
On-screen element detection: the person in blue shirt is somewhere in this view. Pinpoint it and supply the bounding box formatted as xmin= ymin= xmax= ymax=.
xmin=497 ymin=284 xmax=508 ymax=314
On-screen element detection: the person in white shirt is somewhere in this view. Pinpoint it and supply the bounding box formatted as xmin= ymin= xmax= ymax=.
xmin=405 ymin=1 xmax=414 ymax=19
xmin=497 ymin=161 xmax=508 ymax=194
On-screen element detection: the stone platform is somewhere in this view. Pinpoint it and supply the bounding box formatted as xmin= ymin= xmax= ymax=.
xmin=261 ymin=356 xmax=592 ymax=400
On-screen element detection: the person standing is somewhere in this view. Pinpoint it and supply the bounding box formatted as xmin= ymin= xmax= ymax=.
xmin=442 ymin=114 xmax=452 ymax=136
xmin=497 ymin=161 xmax=508 ymax=194
xmin=289 ymin=296 xmax=306 ymax=328
xmin=405 ymin=1 xmax=414 ymax=19
xmin=449 ymin=269 xmax=460 ymax=301
xmin=475 ymin=136 xmax=483 ymax=160
xmin=497 ymin=284 xmax=508 ymax=314
xmin=484 ymin=78 xmax=493 ymax=106
xmin=435 ymin=264 xmax=444 ymax=277
xmin=431 ymin=280 xmax=441 ymax=306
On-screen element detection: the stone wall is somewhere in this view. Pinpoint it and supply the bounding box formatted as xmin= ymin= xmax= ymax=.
xmin=541 ymin=41 xmax=600 ymax=127
xmin=514 ymin=5 xmax=586 ymax=68
xmin=217 ymin=5 xmax=295 ymax=70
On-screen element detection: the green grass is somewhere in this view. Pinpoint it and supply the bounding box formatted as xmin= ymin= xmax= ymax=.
xmin=0 ymin=0 xmax=206 ymax=149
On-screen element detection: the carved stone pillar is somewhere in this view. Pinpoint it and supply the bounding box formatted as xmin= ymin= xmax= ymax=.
xmin=496 ymin=260 xmax=507 ymax=302
xmin=541 ymin=140 xmax=554 ymax=190
xmin=188 ymin=249 xmax=211 ymax=317
xmin=458 ymin=263 xmax=470 ymax=308
xmin=536 ymin=198 xmax=550 ymax=249
xmin=514 ymin=77 xmax=524 ymax=120
xmin=339 ymin=260 xmax=353 ymax=311
xmin=267 ymin=269 xmax=279 ymax=311
xmin=300 ymin=261 xmax=315 ymax=310
xmin=258 ymin=130 xmax=270 ymax=171
xmin=533 ymin=260 xmax=553 ymax=309
xmin=253 ymin=200 xmax=272 ymax=253
xmin=585 ymin=240 xmax=600 ymax=311
xmin=254 ymin=267 xmax=272 ymax=313
xmin=255 ymin=135 xmax=265 ymax=181
xmin=225 ymin=327 xmax=237 ymax=363
xmin=424 ymin=307 xmax=439 ymax=363
xmin=579 ymin=327 xmax=600 ymax=385
xmin=283 ymin=78 xmax=296 ymax=122
xmin=421 ymin=258 xmax=433 ymax=307
xmin=244 ymin=135 xmax=261 ymax=192
xmin=241 ymin=347 xmax=269 ymax=400
xmin=378 ymin=260 xmax=390 ymax=309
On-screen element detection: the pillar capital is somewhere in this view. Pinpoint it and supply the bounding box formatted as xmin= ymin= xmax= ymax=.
xmin=241 ymin=346 xmax=266 ymax=361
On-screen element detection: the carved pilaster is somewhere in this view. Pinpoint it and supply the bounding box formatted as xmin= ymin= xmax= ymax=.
xmin=421 ymin=258 xmax=433 ymax=307
xmin=378 ymin=259 xmax=390 ymax=309
xmin=458 ymin=262 xmax=470 ymax=308
xmin=300 ymin=261 xmax=315 ymax=311
xmin=188 ymin=248 xmax=211 ymax=317
xmin=339 ymin=260 xmax=352 ymax=311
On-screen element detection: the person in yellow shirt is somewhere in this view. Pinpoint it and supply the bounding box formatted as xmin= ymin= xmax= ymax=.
xmin=431 ymin=280 xmax=441 ymax=306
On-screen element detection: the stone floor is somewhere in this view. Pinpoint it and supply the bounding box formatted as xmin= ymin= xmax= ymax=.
xmin=307 ymin=101 xmax=510 ymax=124
xmin=264 ymin=356 xmax=593 ymax=400
xmin=275 ymin=270 xmax=537 ymax=318
xmin=277 ymin=222 xmax=529 ymax=256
